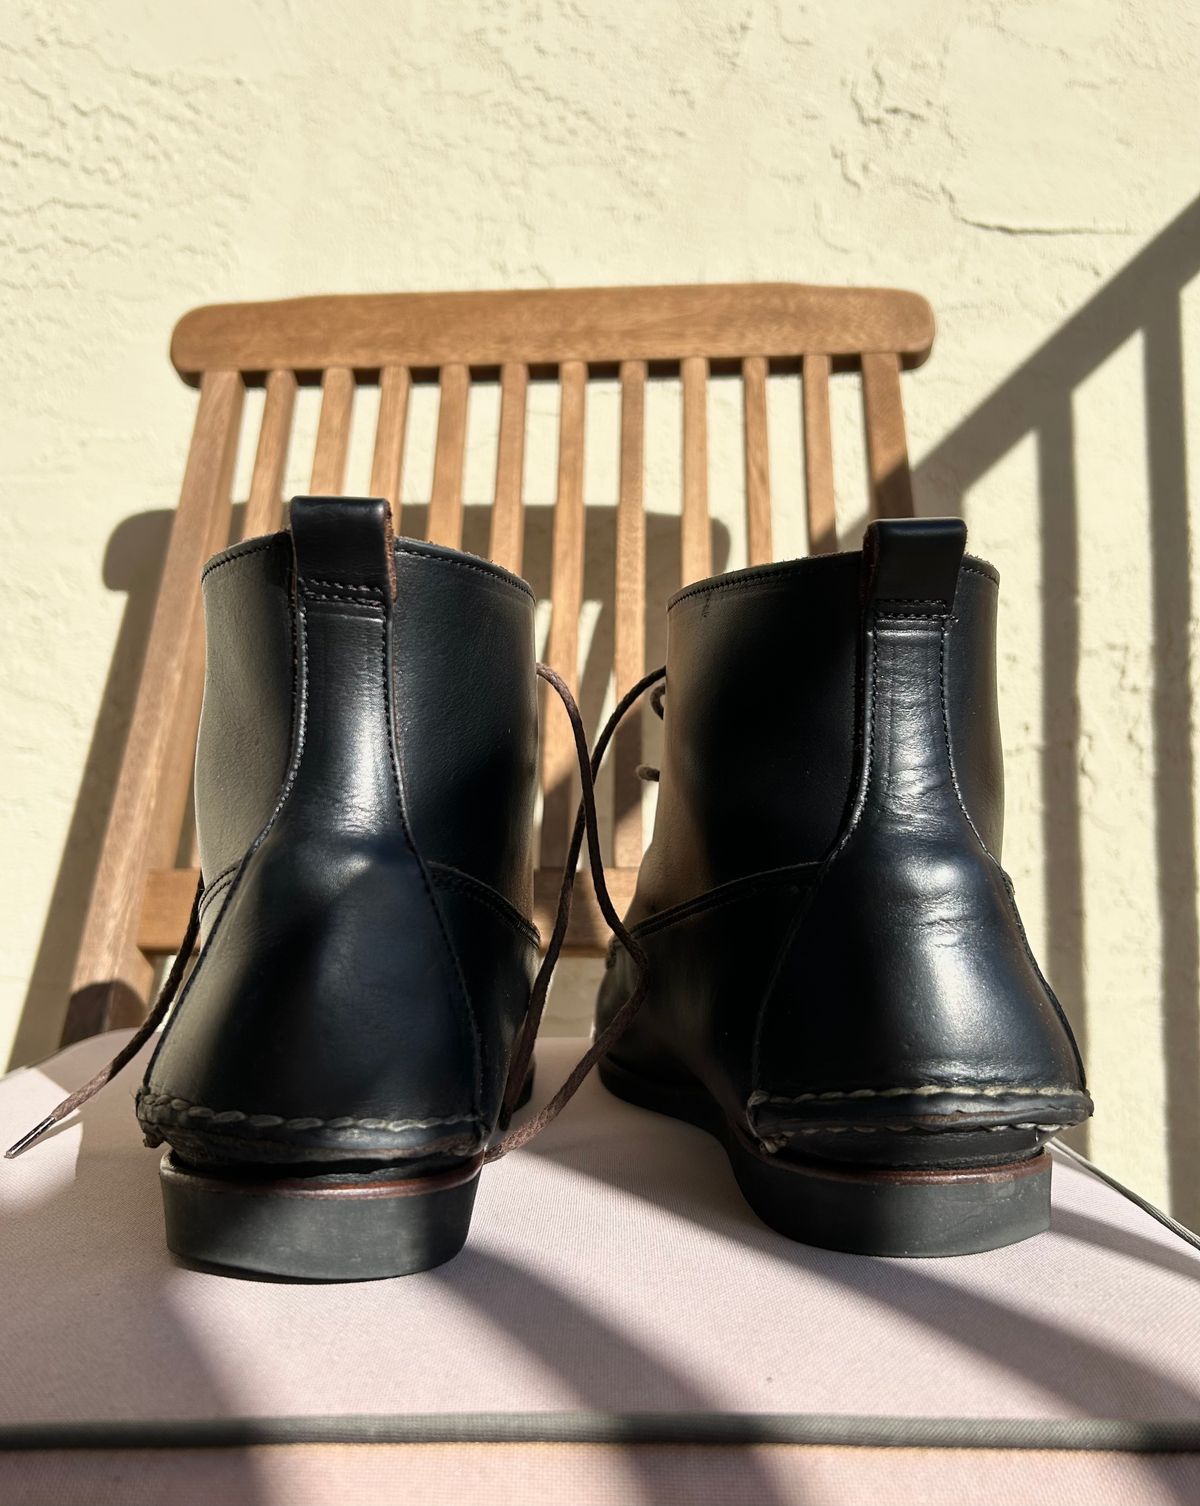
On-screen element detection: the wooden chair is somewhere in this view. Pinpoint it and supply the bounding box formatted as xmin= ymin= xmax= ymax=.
xmin=61 ymin=283 xmax=934 ymax=1042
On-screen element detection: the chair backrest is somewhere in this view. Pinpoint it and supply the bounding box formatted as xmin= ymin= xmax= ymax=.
xmin=63 ymin=283 xmax=933 ymax=1041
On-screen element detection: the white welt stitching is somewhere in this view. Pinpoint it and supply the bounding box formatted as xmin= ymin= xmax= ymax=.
xmin=756 ymin=1121 xmax=1064 ymax=1150
xmin=748 ymin=1083 xmax=1079 ymax=1106
xmin=139 ymin=1091 xmax=481 ymax=1134
xmin=778 ymin=1121 xmax=1066 ymax=1136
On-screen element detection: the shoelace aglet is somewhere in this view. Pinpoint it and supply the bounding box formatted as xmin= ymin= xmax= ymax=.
xmin=5 ymin=1113 xmax=60 ymax=1159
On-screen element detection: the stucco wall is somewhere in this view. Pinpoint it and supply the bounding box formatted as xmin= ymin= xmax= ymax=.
xmin=3 ymin=1 xmax=1199 ymax=1217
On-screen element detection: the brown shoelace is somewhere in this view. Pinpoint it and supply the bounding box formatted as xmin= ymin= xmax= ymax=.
xmin=488 ymin=662 xmax=665 ymax=1157
xmin=5 ymin=878 xmax=205 ymax=1158
xmin=7 ymin=662 xmax=668 ymax=1164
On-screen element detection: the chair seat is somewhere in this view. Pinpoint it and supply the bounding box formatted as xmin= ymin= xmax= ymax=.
xmin=4 ymin=1034 xmax=1197 ymax=1505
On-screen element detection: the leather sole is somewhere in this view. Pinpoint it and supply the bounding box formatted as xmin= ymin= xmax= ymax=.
xmin=599 ymin=1057 xmax=1052 ymax=1257
xmin=159 ymin=1151 xmax=481 ymax=1280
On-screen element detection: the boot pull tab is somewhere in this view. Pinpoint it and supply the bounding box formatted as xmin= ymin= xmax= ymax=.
xmin=289 ymin=496 xmax=398 ymax=602
xmin=862 ymin=517 xmax=967 ymax=615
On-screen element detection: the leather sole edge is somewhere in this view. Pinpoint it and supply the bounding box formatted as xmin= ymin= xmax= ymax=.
xmin=599 ymin=1057 xmax=1053 ymax=1258
xmin=159 ymin=1150 xmax=481 ymax=1280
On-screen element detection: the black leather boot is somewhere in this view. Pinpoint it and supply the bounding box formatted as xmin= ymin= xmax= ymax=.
xmin=137 ymin=497 xmax=539 ymax=1279
xmin=596 ymin=518 xmax=1092 ymax=1256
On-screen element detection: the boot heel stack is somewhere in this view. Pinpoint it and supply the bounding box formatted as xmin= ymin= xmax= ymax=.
xmin=159 ymin=1152 xmax=481 ymax=1281
xmin=159 ymin=1054 xmax=535 ymax=1278
xmin=725 ymin=1142 xmax=1051 ymax=1259
xmin=600 ymin=1052 xmax=1053 ymax=1258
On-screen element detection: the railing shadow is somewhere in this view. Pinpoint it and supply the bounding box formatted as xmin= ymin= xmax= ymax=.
xmin=4 ymin=1038 xmax=263 ymax=1500
xmin=521 ymin=1096 xmax=1200 ymax=1506
xmin=913 ymin=193 xmax=1200 ymax=1225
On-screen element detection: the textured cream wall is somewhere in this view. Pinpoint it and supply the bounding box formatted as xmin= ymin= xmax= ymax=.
xmin=3 ymin=1 xmax=1199 ymax=1216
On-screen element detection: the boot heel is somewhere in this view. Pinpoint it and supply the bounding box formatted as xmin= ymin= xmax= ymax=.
xmin=727 ymin=1138 xmax=1052 ymax=1258
xmin=159 ymin=1151 xmax=481 ymax=1281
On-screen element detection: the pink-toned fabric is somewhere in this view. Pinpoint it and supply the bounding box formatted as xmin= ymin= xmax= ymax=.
xmin=1 ymin=1032 xmax=1198 ymax=1503
xmin=2 ymin=1444 xmax=1198 ymax=1506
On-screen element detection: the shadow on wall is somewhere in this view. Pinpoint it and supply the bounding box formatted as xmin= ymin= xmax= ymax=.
xmin=914 ymin=193 xmax=1200 ymax=1226
xmin=6 ymin=511 xmax=175 ymax=1070
xmin=9 ymin=195 xmax=1199 ymax=1223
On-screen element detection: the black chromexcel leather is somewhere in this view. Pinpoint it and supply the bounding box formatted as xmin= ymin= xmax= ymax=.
xmin=596 ymin=519 xmax=1092 ymax=1188
xmin=137 ymin=498 xmax=539 ymax=1179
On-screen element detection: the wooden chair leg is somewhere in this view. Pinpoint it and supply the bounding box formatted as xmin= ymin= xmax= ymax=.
xmin=62 ymin=371 xmax=243 ymax=1043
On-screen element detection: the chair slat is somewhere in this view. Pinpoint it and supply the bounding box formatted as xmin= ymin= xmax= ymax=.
xmin=614 ymin=361 xmax=647 ymax=868
xmin=428 ymin=363 xmax=470 ymax=547
xmin=68 ymin=370 xmax=243 ymax=1039
xmin=681 ymin=355 xmax=711 ymax=583
xmin=490 ymin=362 xmax=529 ymax=574
xmin=309 ymin=367 xmax=354 ymax=493
xmin=742 ymin=355 xmax=773 ymax=565
xmin=540 ymin=360 xmax=588 ymax=867
xmin=802 ymin=353 xmax=837 ymax=553
xmin=244 ymin=370 xmax=296 ymax=539
xmin=369 ymin=365 xmax=411 ymax=529
xmin=862 ymin=351 xmax=914 ymax=519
